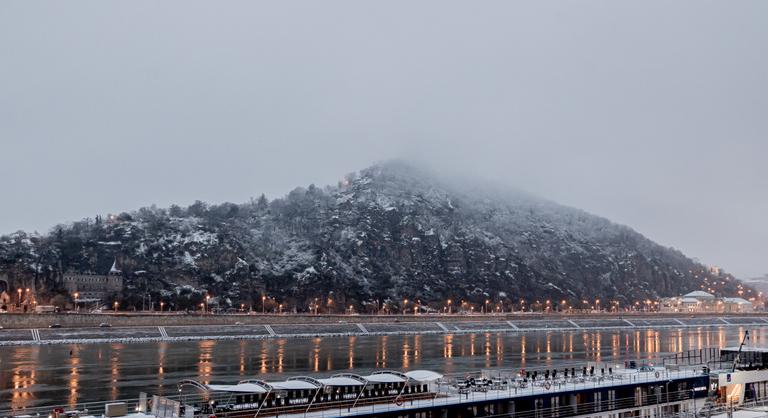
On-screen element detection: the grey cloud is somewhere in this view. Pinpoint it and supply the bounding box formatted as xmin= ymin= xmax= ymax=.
xmin=0 ymin=0 xmax=766 ymax=277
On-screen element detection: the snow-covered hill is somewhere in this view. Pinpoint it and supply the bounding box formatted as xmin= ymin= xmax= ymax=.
xmin=0 ymin=161 xmax=750 ymax=311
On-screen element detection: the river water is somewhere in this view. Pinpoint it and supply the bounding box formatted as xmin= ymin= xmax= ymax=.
xmin=1 ymin=326 xmax=764 ymax=411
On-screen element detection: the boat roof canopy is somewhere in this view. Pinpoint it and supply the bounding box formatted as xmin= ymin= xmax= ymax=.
xmin=319 ymin=375 xmax=367 ymax=387
xmin=361 ymin=372 xmax=408 ymax=383
xmin=201 ymin=369 xmax=443 ymax=393
xmin=205 ymin=383 xmax=269 ymax=394
xmin=405 ymin=370 xmax=443 ymax=382
xmin=270 ymin=380 xmax=320 ymax=390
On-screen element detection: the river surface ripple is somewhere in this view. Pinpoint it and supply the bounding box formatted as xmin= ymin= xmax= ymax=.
xmin=1 ymin=326 xmax=764 ymax=411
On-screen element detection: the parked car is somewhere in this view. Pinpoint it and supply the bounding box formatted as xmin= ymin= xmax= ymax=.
xmin=49 ymin=323 xmax=62 ymax=328
xmin=99 ymin=322 xmax=112 ymax=328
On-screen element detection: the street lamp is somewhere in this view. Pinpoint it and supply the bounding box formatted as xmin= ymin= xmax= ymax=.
xmin=262 ymin=295 xmax=267 ymax=314
xmin=447 ymin=299 xmax=452 ymax=314
xmin=74 ymin=292 xmax=80 ymax=312
xmin=160 ymin=301 xmax=165 ymax=312
xmin=113 ymin=301 xmax=119 ymax=313
xmin=17 ymin=288 xmax=22 ymax=306
xmin=205 ymin=295 xmax=211 ymax=314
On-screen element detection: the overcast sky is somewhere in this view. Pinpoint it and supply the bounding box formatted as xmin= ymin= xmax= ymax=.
xmin=1 ymin=1 xmax=766 ymax=278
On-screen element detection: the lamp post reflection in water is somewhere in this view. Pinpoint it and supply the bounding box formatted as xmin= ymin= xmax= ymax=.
xmin=402 ymin=336 xmax=410 ymax=369
xmin=238 ymin=340 xmax=246 ymax=376
xmin=157 ymin=342 xmax=167 ymax=395
xmin=10 ymin=346 xmax=38 ymax=411
xmin=348 ymin=336 xmax=356 ymax=369
xmin=376 ymin=335 xmax=389 ymax=369
xmin=69 ymin=352 xmax=80 ymax=409
xmin=197 ymin=340 xmax=215 ymax=385
xmin=110 ymin=344 xmax=123 ymax=402
xmin=443 ymin=334 xmax=453 ymax=359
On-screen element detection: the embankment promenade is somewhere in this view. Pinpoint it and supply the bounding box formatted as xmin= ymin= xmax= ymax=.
xmin=0 ymin=312 xmax=765 ymax=346
xmin=0 ymin=311 xmax=766 ymax=329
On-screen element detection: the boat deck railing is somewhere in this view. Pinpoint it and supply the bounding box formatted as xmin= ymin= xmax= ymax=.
xmin=0 ymin=395 xmax=153 ymax=418
xmin=1 ymin=368 xmax=707 ymax=418
xmin=244 ymin=368 xmax=708 ymax=418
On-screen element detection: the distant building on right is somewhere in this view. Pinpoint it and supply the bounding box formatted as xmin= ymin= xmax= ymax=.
xmin=660 ymin=291 xmax=754 ymax=313
xmin=721 ymin=297 xmax=754 ymax=313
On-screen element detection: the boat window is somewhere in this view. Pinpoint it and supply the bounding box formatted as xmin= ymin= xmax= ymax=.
xmin=551 ymin=396 xmax=560 ymax=417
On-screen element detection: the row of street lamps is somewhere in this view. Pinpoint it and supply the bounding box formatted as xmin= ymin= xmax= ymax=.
xmin=61 ymin=290 xmax=660 ymax=314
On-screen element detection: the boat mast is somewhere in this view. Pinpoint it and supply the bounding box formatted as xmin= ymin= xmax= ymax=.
xmin=731 ymin=330 xmax=750 ymax=372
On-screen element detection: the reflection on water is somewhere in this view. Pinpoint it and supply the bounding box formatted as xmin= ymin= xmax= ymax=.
xmin=0 ymin=326 xmax=763 ymax=411
xmin=68 ymin=351 xmax=78 ymax=408
xmin=8 ymin=346 xmax=38 ymax=411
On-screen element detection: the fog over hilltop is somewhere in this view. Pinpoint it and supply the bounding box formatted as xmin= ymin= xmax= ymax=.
xmin=0 ymin=161 xmax=752 ymax=311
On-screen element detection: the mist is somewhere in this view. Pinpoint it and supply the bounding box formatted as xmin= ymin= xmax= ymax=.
xmin=1 ymin=0 xmax=766 ymax=278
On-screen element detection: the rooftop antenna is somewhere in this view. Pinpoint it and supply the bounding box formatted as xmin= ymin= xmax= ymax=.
xmin=731 ymin=330 xmax=750 ymax=372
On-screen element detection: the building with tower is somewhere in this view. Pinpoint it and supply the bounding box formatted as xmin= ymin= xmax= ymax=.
xmin=62 ymin=260 xmax=124 ymax=305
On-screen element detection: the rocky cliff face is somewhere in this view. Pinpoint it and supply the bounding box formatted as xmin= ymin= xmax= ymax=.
xmin=0 ymin=162 xmax=750 ymax=311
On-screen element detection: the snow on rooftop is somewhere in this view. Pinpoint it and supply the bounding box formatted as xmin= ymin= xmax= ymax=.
xmin=206 ymin=383 xmax=268 ymax=394
xmin=722 ymin=346 xmax=768 ymax=353
xmin=683 ymin=290 xmax=714 ymax=299
xmin=318 ymin=376 xmax=365 ymax=386
xmin=723 ymin=297 xmax=751 ymax=304
xmin=271 ymin=380 xmax=320 ymax=390
xmin=405 ymin=370 xmax=443 ymax=382
xmin=710 ymin=406 xmax=768 ymax=418
xmin=361 ymin=373 xmax=406 ymax=383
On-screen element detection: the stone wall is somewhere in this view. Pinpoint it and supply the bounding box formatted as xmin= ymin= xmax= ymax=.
xmin=0 ymin=311 xmax=765 ymax=330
